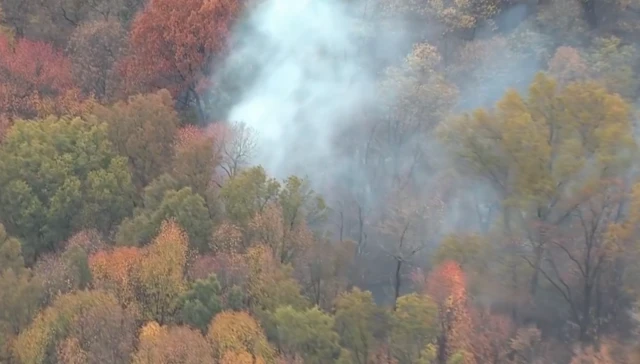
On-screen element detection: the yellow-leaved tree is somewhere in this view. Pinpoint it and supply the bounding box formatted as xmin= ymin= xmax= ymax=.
xmin=136 ymin=220 xmax=189 ymax=324
xmin=439 ymin=72 xmax=637 ymax=342
xmin=207 ymin=311 xmax=275 ymax=363
xmin=13 ymin=290 xmax=137 ymax=364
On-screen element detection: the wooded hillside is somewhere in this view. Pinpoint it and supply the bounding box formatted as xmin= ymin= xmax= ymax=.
xmin=1 ymin=0 xmax=640 ymax=363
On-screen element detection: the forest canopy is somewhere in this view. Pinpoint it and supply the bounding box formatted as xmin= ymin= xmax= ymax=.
xmin=1 ymin=0 xmax=640 ymax=363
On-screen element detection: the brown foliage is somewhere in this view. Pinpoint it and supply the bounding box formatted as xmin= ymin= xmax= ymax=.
xmin=469 ymin=310 xmax=514 ymax=363
xmin=249 ymin=202 xmax=314 ymax=264
xmin=221 ymin=350 xmax=267 ymax=364
xmin=133 ymin=322 xmax=214 ymax=364
xmin=173 ymin=124 xmax=221 ymax=195
xmin=296 ymin=238 xmax=355 ymax=309
xmin=64 ymin=229 xmax=105 ymax=256
xmin=65 ymin=295 xmax=138 ymax=363
xmin=67 ymin=19 xmax=127 ymax=101
xmin=189 ymin=251 xmax=249 ymax=294
xmin=57 ymin=337 xmax=87 ymax=364
xmin=94 ymin=89 xmax=179 ymax=188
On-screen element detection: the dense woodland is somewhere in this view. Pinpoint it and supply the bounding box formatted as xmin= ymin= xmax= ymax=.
xmin=2 ymin=0 xmax=640 ymax=363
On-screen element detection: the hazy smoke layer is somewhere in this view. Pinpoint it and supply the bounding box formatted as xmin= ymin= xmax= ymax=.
xmin=223 ymin=0 xmax=377 ymax=180
xmin=218 ymin=0 xmax=546 ymax=201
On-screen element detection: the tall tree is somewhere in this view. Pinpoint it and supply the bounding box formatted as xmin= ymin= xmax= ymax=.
xmin=136 ymin=220 xmax=189 ymax=324
xmin=172 ymin=125 xmax=220 ymax=197
xmin=439 ymin=73 xmax=636 ymax=299
xmin=89 ymin=246 xmax=142 ymax=307
xmin=116 ymin=184 xmax=213 ymax=251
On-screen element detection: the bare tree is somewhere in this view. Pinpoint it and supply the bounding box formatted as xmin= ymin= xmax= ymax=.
xmin=218 ymin=121 xmax=257 ymax=179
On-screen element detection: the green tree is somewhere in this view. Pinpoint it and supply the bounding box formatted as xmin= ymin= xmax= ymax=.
xmin=0 ymin=226 xmax=43 ymax=361
xmin=0 ymin=116 xmax=135 ymax=261
xmin=390 ymin=293 xmax=439 ymax=364
xmin=217 ymin=167 xmax=325 ymax=259
xmin=273 ymin=306 xmax=340 ymax=364
xmin=220 ymin=166 xmax=281 ymax=226
xmin=439 ymin=72 xmax=637 ymax=343
xmin=116 ymin=177 xmax=213 ymax=251
xmin=334 ymin=288 xmax=377 ymax=364
xmin=0 ymin=222 xmax=25 ymax=273
xmin=0 ymin=269 xmax=43 ymax=362
xmin=179 ymin=273 xmax=223 ymax=333
xmin=278 ymin=175 xmax=327 ymax=228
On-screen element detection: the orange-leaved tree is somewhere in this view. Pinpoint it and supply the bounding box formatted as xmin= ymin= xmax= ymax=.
xmin=426 ymin=260 xmax=474 ymax=364
xmin=89 ymin=246 xmax=143 ymax=307
xmin=119 ymin=0 xmax=243 ymax=121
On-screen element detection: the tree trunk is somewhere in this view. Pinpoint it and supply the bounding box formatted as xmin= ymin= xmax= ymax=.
xmin=529 ymin=245 xmax=543 ymax=296
xmin=580 ymin=0 xmax=598 ymax=29
xmin=393 ymin=259 xmax=402 ymax=311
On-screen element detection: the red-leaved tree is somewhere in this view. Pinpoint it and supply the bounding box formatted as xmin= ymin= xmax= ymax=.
xmin=119 ymin=0 xmax=243 ymax=121
xmin=0 ymin=34 xmax=76 ymax=119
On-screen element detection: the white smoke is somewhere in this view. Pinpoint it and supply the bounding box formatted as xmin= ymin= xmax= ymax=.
xmin=221 ymin=0 xmax=379 ymax=180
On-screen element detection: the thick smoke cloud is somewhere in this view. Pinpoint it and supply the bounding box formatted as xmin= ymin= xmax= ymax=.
xmin=219 ymin=0 xmax=382 ymax=181
xmin=217 ymin=0 xmax=548 ymax=178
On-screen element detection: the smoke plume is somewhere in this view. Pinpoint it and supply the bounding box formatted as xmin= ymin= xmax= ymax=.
xmin=219 ymin=0 xmax=387 ymax=181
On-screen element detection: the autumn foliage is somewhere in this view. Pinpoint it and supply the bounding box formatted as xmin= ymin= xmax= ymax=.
xmin=133 ymin=321 xmax=213 ymax=364
xmin=89 ymin=246 xmax=142 ymax=306
xmin=4 ymin=1 xmax=640 ymax=364
xmin=207 ymin=311 xmax=274 ymax=362
xmin=120 ymin=0 xmax=243 ymax=119
xmin=0 ymin=34 xmax=75 ymax=118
